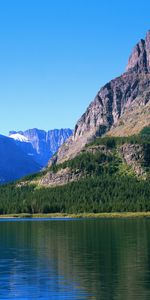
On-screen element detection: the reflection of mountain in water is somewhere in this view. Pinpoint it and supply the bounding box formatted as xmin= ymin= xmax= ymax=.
xmin=1 ymin=219 xmax=150 ymax=299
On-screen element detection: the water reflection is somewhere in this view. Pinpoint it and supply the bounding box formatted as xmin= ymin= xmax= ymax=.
xmin=0 ymin=218 xmax=150 ymax=299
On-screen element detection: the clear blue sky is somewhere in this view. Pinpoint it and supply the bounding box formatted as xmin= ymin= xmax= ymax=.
xmin=1 ymin=0 xmax=150 ymax=135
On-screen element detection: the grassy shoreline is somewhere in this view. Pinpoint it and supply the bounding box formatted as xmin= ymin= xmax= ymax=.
xmin=0 ymin=212 xmax=150 ymax=219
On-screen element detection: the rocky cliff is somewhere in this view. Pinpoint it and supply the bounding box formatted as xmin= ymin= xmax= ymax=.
xmin=53 ymin=31 xmax=150 ymax=165
xmin=10 ymin=128 xmax=73 ymax=166
xmin=126 ymin=30 xmax=150 ymax=72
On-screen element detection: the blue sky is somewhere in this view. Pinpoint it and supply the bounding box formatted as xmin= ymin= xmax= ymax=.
xmin=1 ymin=0 xmax=150 ymax=135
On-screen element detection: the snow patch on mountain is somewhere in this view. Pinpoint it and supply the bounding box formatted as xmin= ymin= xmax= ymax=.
xmin=9 ymin=133 xmax=29 ymax=143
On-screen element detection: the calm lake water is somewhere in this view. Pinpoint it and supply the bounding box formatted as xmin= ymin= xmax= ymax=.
xmin=0 ymin=218 xmax=150 ymax=299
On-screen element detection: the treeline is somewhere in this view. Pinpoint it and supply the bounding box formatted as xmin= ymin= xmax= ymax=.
xmin=0 ymin=175 xmax=150 ymax=214
xmin=90 ymin=126 xmax=150 ymax=147
xmin=88 ymin=133 xmax=150 ymax=149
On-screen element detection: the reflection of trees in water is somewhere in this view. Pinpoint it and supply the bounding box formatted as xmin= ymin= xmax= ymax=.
xmin=1 ymin=219 xmax=150 ymax=299
xmin=28 ymin=219 xmax=150 ymax=299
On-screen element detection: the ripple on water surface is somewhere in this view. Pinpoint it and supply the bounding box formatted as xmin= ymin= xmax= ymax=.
xmin=0 ymin=218 xmax=150 ymax=299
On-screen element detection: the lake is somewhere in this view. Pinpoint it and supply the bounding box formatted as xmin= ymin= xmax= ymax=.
xmin=0 ymin=218 xmax=150 ymax=299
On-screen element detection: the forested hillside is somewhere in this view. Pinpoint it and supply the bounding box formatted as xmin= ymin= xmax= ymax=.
xmin=0 ymin=128 xmax=149 ymax=214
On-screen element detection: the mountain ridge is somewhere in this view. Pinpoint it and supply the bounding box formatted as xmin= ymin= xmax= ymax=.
xmin=51 ymin=31 xmax=150 ymax=165
xmin=0 ymin=128 xmax=72 ymax=184
xmin=9 ymin=128 xmax=73 ymax=166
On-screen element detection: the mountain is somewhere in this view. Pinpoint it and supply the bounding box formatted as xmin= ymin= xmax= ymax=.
xmin=0 ymin=134 xmax=41 ymax=184
xmin=9 ymin=128 xmax=73 ymax=166
xmin=52 ymin=31 xmax=150 ymax=165
xmin=0 ymin=31 xmax=150 ymax=214
xmin=0 ymin=131 xmax=150 ymax=213
xmin=0 ymin=128 xmax=72 ymax=184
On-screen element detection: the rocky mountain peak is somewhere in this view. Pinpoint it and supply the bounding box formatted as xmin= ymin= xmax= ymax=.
xmin=126 ymin=30 xmax=150 ymax=72
xmin=70 ymin=31 xmax=150 ymax=146
xmin=9 ymin=128 xmax=73 ymax=167
xmin=50 ymin=31 xmax=150 ymax=165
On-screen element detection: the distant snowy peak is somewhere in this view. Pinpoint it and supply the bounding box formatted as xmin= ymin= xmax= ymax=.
xmin=9 ymin=128 xmax=73 ymax=166
xmin=9 ymin=133 xmax=29 ymax=143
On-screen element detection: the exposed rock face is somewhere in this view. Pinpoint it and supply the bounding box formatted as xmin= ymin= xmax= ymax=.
xmin=39 ymin=167 xmax=83 ymax=187
xmin=107 ymin=101 xmax=150 ymax=137
xmin=73 ymin=72 xmax=150 ymax=141
xmin=52 ymin=31 xmax=150 ymax=165
xmin=119 ymin=144 xmax=146 ymax=177
xmin=10 ymin=128 xmax=73 ymax=166
xmin=126 ymin=31 xmax=150 ymax=72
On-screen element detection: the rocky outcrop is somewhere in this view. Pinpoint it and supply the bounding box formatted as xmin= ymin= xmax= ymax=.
xmin=82 ymin=145 xmax=109 ymax=155
xmin=119 ymin=144 xmax=146 ymax=177
xmin=51 ymin=31 xmax=150 ymax=165
xmin=39 ymin=167 xmax=83 ymax=187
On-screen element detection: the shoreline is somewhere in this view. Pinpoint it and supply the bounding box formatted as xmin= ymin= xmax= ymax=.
xmin=0 ymin=212 xmax=150 ymax=219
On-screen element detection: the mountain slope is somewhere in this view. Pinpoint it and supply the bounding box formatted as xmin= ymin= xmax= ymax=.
xmin=0 ymin=131 xmax=149 ymax=214
xmin=20 ymin=129 xmax=150 ymax=187
xmin=107 ymin=101 xmax=150 ymax=137
xmin=0 ymin=135 xmax=41 ymax=184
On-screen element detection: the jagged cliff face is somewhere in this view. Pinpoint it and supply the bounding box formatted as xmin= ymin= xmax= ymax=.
xmin=53 ymin=31 xmax=150 ymax=164
xmin=10 ymin=128 xmax=73 ymax=166
xmin=126 ymin=31 xmax=150 ymax=72
xmin=73 ymin=72 xmax=150 ymax=140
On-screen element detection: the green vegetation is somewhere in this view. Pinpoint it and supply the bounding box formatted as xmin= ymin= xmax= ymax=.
xmin=0 ymin=174 xmax=150 ymax=214
xmin=0 ymin=127 xmax=149 ymax=215
xmin=88 ymin=134 xmax=150 ymax=148
xmin=50 ymin=151 xmax=120 ymax=175
xmin=140 ymin=126 xmax=150 ymax=136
